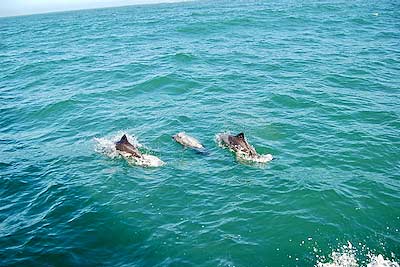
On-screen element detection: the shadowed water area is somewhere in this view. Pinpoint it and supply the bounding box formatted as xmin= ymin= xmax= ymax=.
xmin=0 ymin=0 xmax=399 ymax=266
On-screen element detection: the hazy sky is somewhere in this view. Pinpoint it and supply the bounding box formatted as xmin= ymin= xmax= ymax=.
xmin=0 ymin=0 xmax=184 ymax=17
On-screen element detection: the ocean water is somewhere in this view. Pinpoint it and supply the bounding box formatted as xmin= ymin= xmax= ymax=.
xmin=0 ymin=0 xmax=399 ymax=266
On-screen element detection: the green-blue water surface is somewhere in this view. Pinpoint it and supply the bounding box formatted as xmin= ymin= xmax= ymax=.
xmin=1 ymin=1 xmax=399 ymax=266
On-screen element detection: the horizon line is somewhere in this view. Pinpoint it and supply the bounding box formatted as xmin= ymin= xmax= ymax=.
xmin=0 ymin=0 xmax=193 ymax=19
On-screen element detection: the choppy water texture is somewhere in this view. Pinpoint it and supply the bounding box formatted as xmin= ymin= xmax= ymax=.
xmin=1 ymin=0 xmax=399 ymax=266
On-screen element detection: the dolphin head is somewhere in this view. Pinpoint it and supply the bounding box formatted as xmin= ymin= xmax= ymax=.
xmin=172 ymin=132 xmax=184 ymax=142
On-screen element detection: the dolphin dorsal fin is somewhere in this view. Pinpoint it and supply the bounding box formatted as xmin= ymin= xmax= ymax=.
xmin=236 ymin=133 xmax=245 ymax=139
xmin=120 ymin=134 xmax=128 ymax=143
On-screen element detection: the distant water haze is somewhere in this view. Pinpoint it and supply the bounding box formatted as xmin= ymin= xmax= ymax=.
xmin=0 ymin=0 xmax=188 ymax=17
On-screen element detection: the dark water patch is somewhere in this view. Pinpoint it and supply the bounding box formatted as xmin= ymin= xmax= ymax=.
xmin=5 ymin=61 xmax=51 ymax=81
xmin=28 ymin=99 xmax=81 ymax=122
xmin=176 ymin=21 xmax=210 ymax=34
xmin=350 ymin=17 xmax=375 ymax=26
xmin=122 ymin=73 xmax=201 ymax=97
xmin=270 ymin=93 xmax=318 ymax=109
xmin=176 ymin=16 xmax=255 ymax=35
xmin=322 ymin=73 xmax=372 ymax=89
xmin=354 ymin=110 xmax=399 ymax=125
xmin=0 ymin=161 xmax=13 ymax=169
xmin=219 ymin=16 xmax=256 ymax=27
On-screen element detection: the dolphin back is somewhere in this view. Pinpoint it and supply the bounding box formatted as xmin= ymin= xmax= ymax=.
xmin=221 ymin=132 xmax=257 ymax=157
xmin=173 ymin=132 xmax=204 ymax=150
xmin=115 ymin=134 xmax=141 ymax=158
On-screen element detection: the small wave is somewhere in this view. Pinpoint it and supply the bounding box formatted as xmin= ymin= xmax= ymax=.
xmin=172 ymin=52 xmax=195 ymax=63
xmin=94 ymin=131 xmax=164 ymax=167
xmin=315 ymin=242 xmax=399 ymax=267
xmin=215 ymin=133 xmax=273 ymax=164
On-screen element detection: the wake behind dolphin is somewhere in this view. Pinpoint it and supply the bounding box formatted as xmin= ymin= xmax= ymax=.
xmin=216 ymin=132 xmax=273 ymax=163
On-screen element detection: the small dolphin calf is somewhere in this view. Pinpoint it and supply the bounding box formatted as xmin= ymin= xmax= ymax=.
xmin=173 ymin=132 xmax=205 ymax=151
xmin=115 ymin=134 xmax=142 ymax=158
xmin=219 ymin=132 xmax=273 ymax=162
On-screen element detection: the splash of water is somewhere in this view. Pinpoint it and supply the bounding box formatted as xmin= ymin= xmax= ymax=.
xmin=316 ymin=242 xmax=399 ymax=267
xmin=215 ymin=132 xmax=273 ymax=164
xmin=367 ymin=255 xmax=400 ymax=267
xmin=94 ymin=132 xmax=164 ymax=167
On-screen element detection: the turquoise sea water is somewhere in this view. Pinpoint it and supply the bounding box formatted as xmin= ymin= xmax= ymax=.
xmin=1 ymin=1 xmax=399 ymax=266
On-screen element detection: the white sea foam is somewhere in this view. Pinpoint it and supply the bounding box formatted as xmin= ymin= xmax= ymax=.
xmin=119 ymin=151 xmax=165 ymax=168
xmin=367 ymin=254 xmax=399 ymax=267
xmin=215 ymin=132 xmax=273 ymax=164
xmin=94 ymin=132 xmax=164 ymax=167
xmin=316 ymin=242 xmax=399 ymax=267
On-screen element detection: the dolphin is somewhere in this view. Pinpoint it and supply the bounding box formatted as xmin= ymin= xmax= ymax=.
xmin=115 ymin=134 xmax=142 ymax=158
xmin=219 ymin=132 xmax=258 ymax=157
xmin=172 ymin=132 xmax=207 ymax=153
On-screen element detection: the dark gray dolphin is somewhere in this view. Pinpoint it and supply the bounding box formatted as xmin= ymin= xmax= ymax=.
xmin=115 ymin=134 xmax=142 ymax=158
xmin=219 ymin=132 xmax=257 ymax=157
